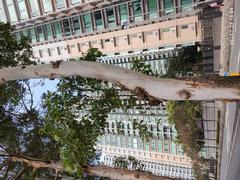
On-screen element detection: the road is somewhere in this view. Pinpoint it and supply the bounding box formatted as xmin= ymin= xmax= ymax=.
xmin=229 ymin=0 xmax=240 ymax=73
xmin=219 ymin=101 xmax=240 ymax=180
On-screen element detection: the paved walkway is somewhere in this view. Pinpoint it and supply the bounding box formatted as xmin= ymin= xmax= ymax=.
xmin=219 ymin=0 xmax=235 ymax=75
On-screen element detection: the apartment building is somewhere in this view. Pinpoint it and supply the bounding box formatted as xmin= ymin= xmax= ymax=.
xmin=0 ymin=0 xmax=202 ymax=63
xmin=97 ymin=105 xmax=194 ymax=179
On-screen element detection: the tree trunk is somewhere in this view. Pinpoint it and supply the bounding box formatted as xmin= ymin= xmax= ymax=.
xmin=0 ymin=61 xmax=239 ymax=100
xmin=9 ymin=155 xmax=175 ymax=180
xmin=85 ymin=165 xmax=173 ymax=180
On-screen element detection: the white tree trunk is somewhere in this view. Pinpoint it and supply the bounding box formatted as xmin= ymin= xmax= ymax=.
xmin=0 ymin=61 xmax=239 ymax=100
xmin=9 ymin=155 xmax=173 ymax=180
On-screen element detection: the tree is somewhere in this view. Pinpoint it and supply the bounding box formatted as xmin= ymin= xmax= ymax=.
xmin=0 ymin=22 xmax=238 ymax=179
xmin=0 ymin=60 xmax=239 ymax=100
xmin=164 ymin=45 xmax=203 ymax=78
xmin=0 ymin=34 xmax=169 ymax=179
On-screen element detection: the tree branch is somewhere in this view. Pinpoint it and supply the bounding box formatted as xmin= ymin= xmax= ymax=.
xmin=54 ymin=170 xmax=59 ymax=180
xmin=0 ymin=61 xmax=239 ymax=100
xmin=0 ymin=158 xmax=9 ymax=171
xmin=13 ymin=166 xmax=27 ymax=180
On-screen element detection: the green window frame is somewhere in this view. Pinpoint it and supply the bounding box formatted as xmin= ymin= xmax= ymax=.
xmin=43 ymin=24 xmax=53 ymax=40
xmin=56 ymin=0 xmax=65 ymax=9
xmin=82 ymin=13 xmax=92 ymax=33
xmin=163 ymin=0 xmax=174 ymax=14
xmin=157 ymin=141 xmax=162 ymax=152
xmin=94 ymin=11 xmax=104 ymax=30
xmin=151 ymin=140 xmax=156 ymax=151
xmin=106 ymin=7 xmax=115 ymax=28
xmin=36 ymin=26 xmax=45 ymax=42
xmin=145 ymin=142 xmax=150 ymax=151
xmin=181 ymin=0 xmax=192 ymax=11
xmin=171 ymin=143 xmax=176 ymax=154
xmin=164 ymin=142 xmax=169 ymax=153
xmin=72 ymin=16 xmax=81 ymax=35
xmin=28 ymin=28 xmax=37 ymax=43
xmin=52 ymin=21 xmax=62 ymax=39
xmin=132 ymin=0 xmax=143 ymax=22
xmin=62 ymin=19 xmax=71 ymax=36
xmin=119 ymin=4 xmax=128 ymax=23
xmin=42 ymin=0 xmax=52 ymax=12
xmin=147 ymin=0 xmax=158 ymax=19
xmin=17 ymin=0 xmax=28 ymax=20
xmin=71 ymin=0 xmax=81 ymax=5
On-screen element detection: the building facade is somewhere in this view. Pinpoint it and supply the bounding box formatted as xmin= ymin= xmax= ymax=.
xmin=0 ymin=0 xmax=202 ymax=63
xmin=97 ymin=105 xmax=194 ymax=179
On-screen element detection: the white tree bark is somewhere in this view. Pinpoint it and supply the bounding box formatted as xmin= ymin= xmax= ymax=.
xmin=0 ymin=61 xmax=239 ymax=100
xmin=9 ymin=155 xmax=173 ymax=180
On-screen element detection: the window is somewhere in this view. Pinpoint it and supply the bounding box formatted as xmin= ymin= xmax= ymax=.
xmin=171 ymin=143 xmax=176 ymax=154
xmin=133 ymin=138 xmax=138 ymax=149
xmin=122 ymin=136 xmax=126 ymax=148
xmin=157 ymin=141 xmax=162 ymax=152
xmin=163 ymin=0 xmax=174 ymax=14
xmin=56 ymin=0 xmax=65 ymax=9
xmin=43 ymin=24 xmax=53 ymax=40
xmin=94 ymin=11 xmax=104 ymax=30
xmin=117 ymin=136 xmax=121 ymax=147
xmin=36 ymin=26 xmax=45 ymax=42
xmin=62 ymin=19 xmax=71 ymax=36
xmin=127 ymin=137 xmax=132 ymax=148
xmin=119 ymin=4 xmax=128 ymax=23
xmin=132 ymin=0 xmax=143 ymax=22
xmin=0 ymin=1 xmax=7 ymax=22
xmin=52 ymin=21 xmax=62 ymax=39
xmin=147 ymin=0 xmax=157 ymax=19
xmin=28 ymin=28 xmax=37 ymax=43
xmin=72 ymin=16 xmax=81 ymax=34
xmin=106 ymin=135 xmax=110 ymax=145
xmin=164 ymin=142 xmax=169 ymax=153
xmin=145 ymin=142 xmax=150 ymax=151
xmin=181 ymin=0 xmax=192 ymax=11
xmin=17 ymin=0 xmax=28 ymax=20
xmin=71 ymin=0 xmax=81 ymax=4
xmin=151 ymin=140 xmax=156 ymax=151
xmin=29 ymin=0 xmax=40 ymax=17
xmin=42 ymin=0 xmax=52 ymax=12
xmin=178 ymin=145 xmax=184 ymax=155
xmin=6 ymin=0 xmax=18 ymax=22
xmin=82 ymin=13 xmax=92 ymax=32
xmin=162 ymin=27 xmax=170 ymax=32
xmin=181 ymin=24 xmax=189 ymax=29
xmin=106 ymin=7 xmax=115 ymax=27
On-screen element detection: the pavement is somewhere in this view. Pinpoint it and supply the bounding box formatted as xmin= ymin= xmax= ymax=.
xmin=229 ymin=0 xmax=240 ymax=73
xmin=219 ymin=0 xmax=240 ymax=75
xmin=219 ymin=101 xmax=240 ymax=180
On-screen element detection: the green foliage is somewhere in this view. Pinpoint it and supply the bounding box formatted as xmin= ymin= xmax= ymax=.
xmin=80 ymin=48 xmax=102 ymax=61
xmin=131 ymin=57 xmax=159 ymax=77
xmin=164 ymin=45 xmax=202 ymax=78
xmin=166 ymin=101 xmax=206 ymax=179
xmin=0 ymin=22 xmax=35 ymax=68
xmin=113 ymin=156 xmax=145 ymax=171
xmin=132 ymin=119 xmax=153 ymax=141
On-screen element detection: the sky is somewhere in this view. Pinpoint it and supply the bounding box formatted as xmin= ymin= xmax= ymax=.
xmin=29 ymin=79 xmax=58 ymax=107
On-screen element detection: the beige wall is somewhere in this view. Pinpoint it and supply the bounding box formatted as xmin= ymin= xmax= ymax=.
xmin=99 ymin=145 xmax=192 ymax=166
xmin=32 ymin=16 xmax=202 ymax=63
